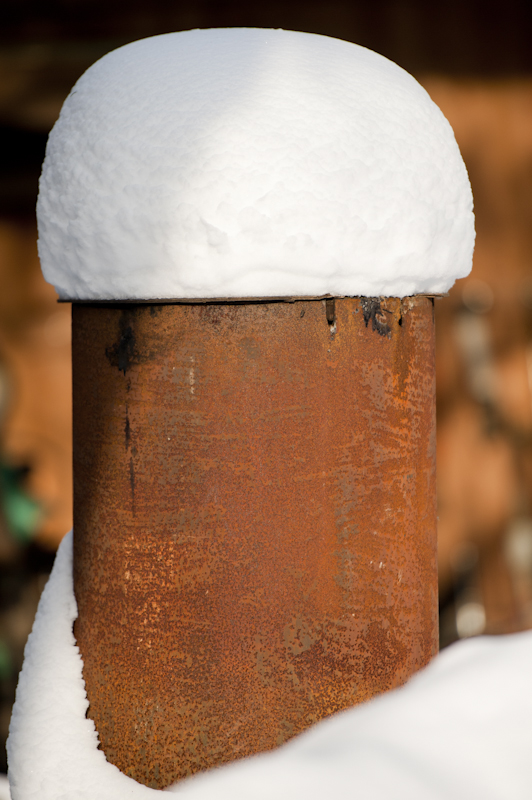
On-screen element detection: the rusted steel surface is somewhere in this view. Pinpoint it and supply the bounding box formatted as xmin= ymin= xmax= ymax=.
xmin=72 ymin=297 xmax=437 ymax=789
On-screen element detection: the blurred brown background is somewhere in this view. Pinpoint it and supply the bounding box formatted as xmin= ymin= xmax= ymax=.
xmin=0 ymin=0 xmax=531 ymax=773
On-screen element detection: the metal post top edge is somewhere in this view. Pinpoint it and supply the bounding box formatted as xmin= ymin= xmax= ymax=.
xmin=61 ymin=293 xmax=447 ymax=306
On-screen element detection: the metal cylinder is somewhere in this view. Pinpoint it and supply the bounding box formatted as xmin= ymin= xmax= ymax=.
xmin=72 ymin=296 xmax=437 ymax=789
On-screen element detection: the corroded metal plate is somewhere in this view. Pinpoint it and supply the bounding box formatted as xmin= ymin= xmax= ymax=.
xmin=72 ymin=297 xmax=437 ymax=788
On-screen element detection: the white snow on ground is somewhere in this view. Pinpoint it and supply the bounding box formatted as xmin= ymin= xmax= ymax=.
xmin=0 ymin=775 xmax=10 ymax=800
xmin=37 ymin=28 xmax=474 ymax=301
xmin=8 ymin=531 xmax=532 ymax=799
xmin=7 ymin=533 xmax=160 ymax=800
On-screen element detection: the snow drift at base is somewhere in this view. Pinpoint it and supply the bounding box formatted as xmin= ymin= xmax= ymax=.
xmin=7 ymin=531 xmax=532 ymax=799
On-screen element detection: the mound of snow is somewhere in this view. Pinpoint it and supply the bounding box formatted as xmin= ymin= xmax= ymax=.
xmin=8 ymin=531 xmax=532 ymax=799
xmin=7 ymin=533 xmax=160 ymax=800
xmin=0 ymin=775 xmax=10 ymax=800
xmin=37 ymin=28 xmax=474 ymax=301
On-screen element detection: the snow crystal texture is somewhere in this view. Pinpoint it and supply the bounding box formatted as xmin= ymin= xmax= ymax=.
xmin=8 ymin=532 xmax=532 ymax=799
xmin=37 ymin=28 xmax=474 ymax=301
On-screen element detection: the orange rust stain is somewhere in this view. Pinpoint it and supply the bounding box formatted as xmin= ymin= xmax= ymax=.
xmin=72 ymin=297 xmax=437 ymax=789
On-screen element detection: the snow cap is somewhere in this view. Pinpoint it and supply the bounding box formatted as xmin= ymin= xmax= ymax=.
xmin=37 ymin=28 xmax=474 ymax=301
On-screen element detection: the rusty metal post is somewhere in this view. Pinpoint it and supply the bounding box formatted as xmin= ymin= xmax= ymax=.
xmin=72 ymin=296 xmax=437 ymax=789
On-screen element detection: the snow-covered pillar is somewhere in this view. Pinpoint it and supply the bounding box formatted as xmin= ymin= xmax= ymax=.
xmin=36 ymin=30 xmax=474 ymax=790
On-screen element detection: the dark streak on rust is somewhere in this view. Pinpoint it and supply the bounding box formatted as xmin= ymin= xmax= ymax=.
xmin=125 ymin=405 xmax=131 ymax=451
xmin=361 ymin=297 xmax=392 ymax=337
xmin=105 ymin=309 xmax=139 ymax=374
xmin=325 ymin=298 xmax=336 ymax=326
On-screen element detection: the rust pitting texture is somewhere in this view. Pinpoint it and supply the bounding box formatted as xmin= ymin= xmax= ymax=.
xmin=72 ymin=296 xmax=437 ymax=790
